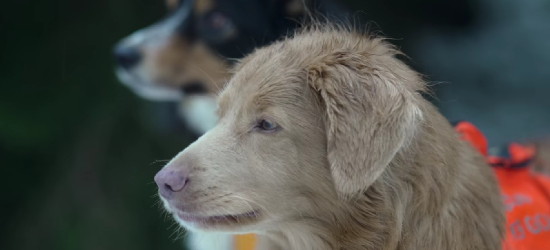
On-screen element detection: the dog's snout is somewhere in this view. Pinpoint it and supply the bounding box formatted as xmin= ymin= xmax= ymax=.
xmin=113 ymin=46 xmax=141 ymax=69
xmin=154 ymin=168 xmax=189 ymax=199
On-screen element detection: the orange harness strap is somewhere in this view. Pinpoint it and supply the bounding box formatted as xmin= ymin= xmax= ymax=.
xmin=454 ymin=121 xmax=550 ymax=250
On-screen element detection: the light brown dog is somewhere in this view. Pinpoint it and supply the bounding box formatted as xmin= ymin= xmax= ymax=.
xmin=155 ymin=24 xmax=505 ymax=250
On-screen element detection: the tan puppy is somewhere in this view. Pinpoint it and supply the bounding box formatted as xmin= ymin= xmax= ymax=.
xmin=155 ymin=24 xmax=505 ymax=250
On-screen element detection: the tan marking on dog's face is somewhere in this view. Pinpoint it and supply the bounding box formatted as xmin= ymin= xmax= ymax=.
xmin=149 ymin=0 xmax=223 ymax=95
xmin=142 ymin=36 xmax=227 ymax=93
xmin=116 ymin=0 xmax=226 ymax=101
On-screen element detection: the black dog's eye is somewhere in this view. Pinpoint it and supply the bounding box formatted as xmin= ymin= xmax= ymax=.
xmin=258 ymin=119 xmax=278 ymax=132
xmin=198 ymin=10 xmax=236 ymax=43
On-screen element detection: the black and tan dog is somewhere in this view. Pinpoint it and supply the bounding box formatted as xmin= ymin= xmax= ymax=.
xmin=113 ymin=0 xmax=348 ymax=135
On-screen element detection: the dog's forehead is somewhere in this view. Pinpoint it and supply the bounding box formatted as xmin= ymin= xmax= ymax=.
xmin=219 ymin=30 xmax=347 ymax=110
xmin=230 ymin=46 xmax=294 ymax=87
xmin=219 ymin=52 xmax=307 ymax=115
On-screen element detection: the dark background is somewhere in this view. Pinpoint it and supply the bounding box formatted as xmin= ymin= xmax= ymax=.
xmin=1 ymin=0 xmax=548 ymax=249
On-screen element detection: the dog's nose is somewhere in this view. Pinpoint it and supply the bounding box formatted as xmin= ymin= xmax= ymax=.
xmin=154 ymin=168 xmax=189 ymax=199
xmin=113 ymin=46 xmax=141 ymax=69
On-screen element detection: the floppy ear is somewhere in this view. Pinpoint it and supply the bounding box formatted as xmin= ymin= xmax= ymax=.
xmin=307 ymin=50 xmax=423 ymax=199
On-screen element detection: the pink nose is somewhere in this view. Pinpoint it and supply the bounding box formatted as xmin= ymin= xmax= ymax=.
xmin=154 ymin=168 xmax=189 ymax=199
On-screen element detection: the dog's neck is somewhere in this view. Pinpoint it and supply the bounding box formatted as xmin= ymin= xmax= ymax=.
xmin=264 ymin=104 xmax=503 ymax=250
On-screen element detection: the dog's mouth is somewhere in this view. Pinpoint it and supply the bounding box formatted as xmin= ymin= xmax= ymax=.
xmin=175 ymin=210 xmax=261 ymax=227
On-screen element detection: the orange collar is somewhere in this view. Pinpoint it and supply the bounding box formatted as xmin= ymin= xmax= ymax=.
xmin=234 ymin=234 xmax=256 ymax=250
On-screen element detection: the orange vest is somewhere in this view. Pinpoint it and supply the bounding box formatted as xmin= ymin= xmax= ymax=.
xmin=454 ymin=121 xmax=550 ymax=250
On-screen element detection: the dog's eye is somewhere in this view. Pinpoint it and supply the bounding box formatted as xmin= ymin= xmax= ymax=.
xmin=258 ymin=119 xmax=278 ymax=131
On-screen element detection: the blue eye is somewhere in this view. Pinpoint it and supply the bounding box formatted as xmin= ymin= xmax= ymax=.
xmin=259 ymin=120 xmax=277 ymax=131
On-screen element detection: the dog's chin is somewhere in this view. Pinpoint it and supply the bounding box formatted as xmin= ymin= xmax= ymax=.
xmin=173 ymin=210 xmax=262 ymax=233
xmin=115 ymin=68 xmax=183 ymax=101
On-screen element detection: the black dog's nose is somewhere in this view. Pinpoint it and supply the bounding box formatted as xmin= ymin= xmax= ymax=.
xmin=113 ymin=46 xmax=141 ymax=69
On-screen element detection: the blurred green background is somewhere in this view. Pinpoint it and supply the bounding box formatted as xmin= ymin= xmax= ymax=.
xmin=1 ymin=1 xmax=194 ymax=249
xmin=1 ymin=0 xmax=548 ymax=249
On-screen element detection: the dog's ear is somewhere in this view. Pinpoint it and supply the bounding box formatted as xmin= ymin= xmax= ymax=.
xmin=307 ymin=49 xmax=423 ymax=199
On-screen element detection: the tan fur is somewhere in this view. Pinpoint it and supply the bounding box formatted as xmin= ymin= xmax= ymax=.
xmin=145 ymin=0 xmax=226 ymax=93
xmin=159 ymin=25 xmax=505 ymax=249
xmin=125 ymin=0 xmax=227 ymax=95
xmin=143 ymin=36 xmax=228 ymax=93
